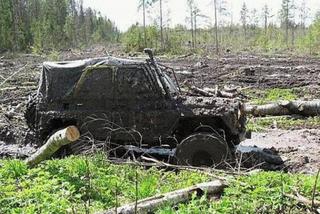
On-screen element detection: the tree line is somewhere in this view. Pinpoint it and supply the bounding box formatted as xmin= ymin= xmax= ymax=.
xmin=0 ymin=0 xmax=119 ymax=52
xmin=123 ymin=0 xmax=320 ymax=55
xmin=0 ymin=0 xmax=319 ymax=55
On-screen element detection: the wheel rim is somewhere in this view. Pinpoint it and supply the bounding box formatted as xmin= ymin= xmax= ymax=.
xmin=175 ymin=132 xmax=229 ymax=167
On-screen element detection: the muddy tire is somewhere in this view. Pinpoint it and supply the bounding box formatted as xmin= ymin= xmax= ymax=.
xmin=175 ymin=133 xmax=230 ymax=167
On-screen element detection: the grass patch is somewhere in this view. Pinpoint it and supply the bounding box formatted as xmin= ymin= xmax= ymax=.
xmin=0 ymin=156 xmax=319 ymax=213
xmin=245 ymin=88 xmax=298 ymax=105
xmin=0 ymin=155 xmax=209 ymax=213
xmin=158 ymin=172 xmax=320 ymax=213
xmin=246 ymin=116 xmax=320 ymax=132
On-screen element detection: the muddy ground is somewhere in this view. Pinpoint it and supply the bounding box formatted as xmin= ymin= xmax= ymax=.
xmin=0 ymin=49 xmax=319 ymax=173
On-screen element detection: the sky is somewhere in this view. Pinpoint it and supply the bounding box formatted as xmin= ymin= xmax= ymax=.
xmin=82 ymin=0 xmax=320 ymax=32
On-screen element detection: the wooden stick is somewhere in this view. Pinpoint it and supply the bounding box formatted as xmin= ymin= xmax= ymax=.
xmin=98 ymin=180 xmax=226 ymax=214
xmin=0 ymin=64 xmax=28 ymax=87
xmin=25 ymin=126 xmax=80 ymax=167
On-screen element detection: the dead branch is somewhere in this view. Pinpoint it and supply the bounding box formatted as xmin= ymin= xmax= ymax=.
xmin=245 ymin=100 xmax=320 ymax=117
xmin=25 ymin=126 xmax=80 ymax=167
xmin=188 ymin=85 xmax=214 ymax=97
xmin=0 ymin=86 xmax=37 ymax=92
xmin=177 ymin=53 xmax=193 ymax=59
xmin=0 ymin=97 xmax=27 ymax=104
xmin=284 ymin=193 xmax=320 ymax=207
xmin=0 ymin=64 xmax=28 ymax=88
xmin=99 ymin=180 xmax=226 ymax=214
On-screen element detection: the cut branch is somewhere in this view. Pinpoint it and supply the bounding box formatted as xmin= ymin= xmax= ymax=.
xmin=99 ymin=180 xmax=226 ymax=214
xmin=25 ymin=126 xmax=80 ymax=167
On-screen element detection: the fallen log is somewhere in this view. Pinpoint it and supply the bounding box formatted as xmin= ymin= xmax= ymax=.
xmin=189 ymin=85 xmax=214 ymax=97
xmin=25 ymin=126 xmax=80 ymax=167
xmin=99 ymin=180 xmax=226 ymax=214
xmin=245 ymin=100 xmax=320 ymax=117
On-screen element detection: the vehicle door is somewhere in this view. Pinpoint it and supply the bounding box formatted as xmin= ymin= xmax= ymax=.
xmin=112 ymin=64 xmax=180 ymax=145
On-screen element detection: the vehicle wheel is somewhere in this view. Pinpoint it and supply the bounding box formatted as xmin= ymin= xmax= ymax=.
xmin=174 ymin=132 xmax=230 ymax=167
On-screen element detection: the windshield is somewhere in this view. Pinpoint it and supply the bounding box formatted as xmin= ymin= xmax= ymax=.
xmin=163 ymin=73 xmax=179 ymax=95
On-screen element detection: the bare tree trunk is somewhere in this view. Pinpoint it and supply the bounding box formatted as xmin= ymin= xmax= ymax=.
xmin=264 ymin=15 xmax=268 ymax=36
xmin=291 ymin=26 xmax=295 ymax=47
xmin=285 ymin=1 xmax=289 ymax=47
xmin=190 ymin=6 xmax=194 ymax=49
xmin=143 ymin=0 xmax=147 ymax=47
xmin=159 ymin=0 xmax=164 ymax=50
xmin=245 ymin=100 xmax=320 ymax=117
xmin=214 ymin=0 xmax=219 ymax=55
xmin=194 ymin=15 xmax=197 ymax=49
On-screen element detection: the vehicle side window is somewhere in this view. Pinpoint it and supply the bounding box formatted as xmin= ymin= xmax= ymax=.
xmin=74 ymin=67 xmax=114 ymax=98
xmin=117 ymin=67 xmax=155 ymax=100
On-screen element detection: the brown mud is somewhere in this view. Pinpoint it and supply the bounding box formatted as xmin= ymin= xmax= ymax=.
xmin=0 ymin=50 xmax=319 ymax=173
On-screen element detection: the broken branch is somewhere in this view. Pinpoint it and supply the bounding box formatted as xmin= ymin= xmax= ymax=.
xmin=284 ymin=193 xmax=320 ymax=207
xmin=99 ymin=180 xmax=226 ymax=214
xmin=0 ymin=64 xmax=28 ymax=88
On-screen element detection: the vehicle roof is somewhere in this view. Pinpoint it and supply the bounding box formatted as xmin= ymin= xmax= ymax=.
xmin=43 ymin=56 xmax=146 ymax=70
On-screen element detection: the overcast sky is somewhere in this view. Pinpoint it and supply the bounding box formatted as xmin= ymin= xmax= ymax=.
xmin=83 ymin=0 xmax=320 ymax=31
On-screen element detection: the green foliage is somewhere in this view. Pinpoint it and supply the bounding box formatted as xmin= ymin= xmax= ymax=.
xmin=0 ymin=0 xmax=119 ymax=52
xmin=0 ymin=156 xmax=319 ymax=213
xmin=297 ymin=18 xmax=320 ymax=55
xmin=246 ymin=88 xmax=298 ymax=105
xmin=122 ymin=24 xmax=145 ymax=52
xmin=0 ymin=155 xmax=209 ymax=213
xmin=247 ymin=116 xmax=320 ymax=132
xmin=158 ymin=172 xmax=320 ymax=213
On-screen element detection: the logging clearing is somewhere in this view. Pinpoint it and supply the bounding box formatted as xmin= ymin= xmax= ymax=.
xmin=1 ymin=49 xmax=320 ymax=213
xmin=1 ymin=50 xmax=320 ymax=173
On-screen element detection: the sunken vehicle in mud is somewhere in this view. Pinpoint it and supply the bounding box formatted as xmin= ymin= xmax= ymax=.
xmin=26 ymin=50 xmax=246 ymax=166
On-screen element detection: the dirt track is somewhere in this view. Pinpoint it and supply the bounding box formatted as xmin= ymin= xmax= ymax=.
xmin=0 ymin=50 xmax=320 ymax=172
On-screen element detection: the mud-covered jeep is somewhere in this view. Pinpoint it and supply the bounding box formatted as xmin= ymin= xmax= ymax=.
xmin=26 ymin=50 xmax=246 ymax=166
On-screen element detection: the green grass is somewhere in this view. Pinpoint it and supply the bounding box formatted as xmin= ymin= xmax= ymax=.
xmin=0 ymin=155 xmax=209 ymax=213
xmin=158 ymin=172 xmax=320 ymax=213
xmin=0 ymin=156 xmax=319 ymax=213
xmin=245 ymin=88 xmax=298 ymax=105
xmin=246 ymin=116 xmax=320 ymax=132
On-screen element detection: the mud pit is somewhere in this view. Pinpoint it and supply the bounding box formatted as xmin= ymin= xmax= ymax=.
xmin=242 ymin=129 xmax=320 ymax=174
xmin=1 ymin=51 xmax=320 ymax=173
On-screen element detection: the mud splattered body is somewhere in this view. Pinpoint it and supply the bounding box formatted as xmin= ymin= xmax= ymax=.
xmin=27 ymin=57 xmax=245 ymax=155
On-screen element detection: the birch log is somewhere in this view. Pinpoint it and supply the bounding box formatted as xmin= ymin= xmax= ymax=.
xmin=25 ymin=126 xmax=80 ymax=167
xmin=98 ymin=180 xmax=226 ymax=214
xmin=245 ymin=100 xmax=320 ymax=117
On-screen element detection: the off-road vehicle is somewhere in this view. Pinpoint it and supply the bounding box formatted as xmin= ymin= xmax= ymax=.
xmin=25 ymin=49 xmax=246 ymax=166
